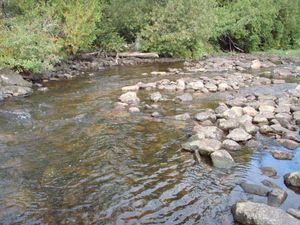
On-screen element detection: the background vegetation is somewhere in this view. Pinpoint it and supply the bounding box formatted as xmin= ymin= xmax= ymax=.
xmin=0 ymin=0 xmax=299 ymax=73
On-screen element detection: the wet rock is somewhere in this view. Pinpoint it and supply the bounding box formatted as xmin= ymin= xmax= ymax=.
xmin=174 ymin=113 xmax=190 ymax=121
xmin=240 ymin=182 xmax=271 ymax=196
xmin=121 ymin=85 xmax=139 ymax=91
xmin=176 ymin=93 xmax=193 ymax=102
xmin=271 ymin=151 xmax=294 ymax=160
xmin=151 ymin=71 xmax=167 ymax=76
xmin=261 ymin=167 xmax=277 ymax=177
xmin=287 ymin=208 xmax=300 ymax=220
xmin=150 ymin=92 xmax=162 ymax=102
xmin=119 ymin=92 xmax=140 ymax=104
xmin=181 ymin=138 xmax=221 ymax=155
xmin=246 ymin=139 xmax=260 ymax=149
xmin=223 ymin=139 xmax=241 ymax=151
xmin=227 ymin=128 xmax=252 ymax=142
xmin=284 ymin=172 xmax=300 ymax=187
xmin=233 ymin=201 xmax=300 ymax=225
xmin=211 ymin=150 xmax=235 ymax=169
xmin=195 ymin=110 xmax=216 ymax=122
xmin=277 ymin=139 xmax=300 ymax=150
xmin=267 ymin=188 xmax=287 ymax=207
xmin=37 ymin=87 xmax=49 ymax=92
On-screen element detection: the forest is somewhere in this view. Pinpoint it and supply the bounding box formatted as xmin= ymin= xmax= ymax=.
xmin=0 ymin=0 xmax=299 ymax=73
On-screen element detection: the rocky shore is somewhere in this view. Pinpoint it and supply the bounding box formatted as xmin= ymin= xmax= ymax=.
xmin=116 ymin=54 xmax=300 ymax=224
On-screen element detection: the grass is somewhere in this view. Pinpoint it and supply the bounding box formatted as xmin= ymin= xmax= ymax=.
xmin=257 ymin=49 xmax=300 ymax=57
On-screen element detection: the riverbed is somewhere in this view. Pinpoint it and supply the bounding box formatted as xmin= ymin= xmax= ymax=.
xmin=0 ymin=60 xmax=299 ymax=225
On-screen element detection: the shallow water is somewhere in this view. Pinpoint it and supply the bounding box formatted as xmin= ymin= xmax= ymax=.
xmin=0 ymin=63 xmax=299 ymax=225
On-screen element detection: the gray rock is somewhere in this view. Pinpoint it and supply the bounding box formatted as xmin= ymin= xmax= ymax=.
xmin=205 ymin=82 xmax=218 ymax=92
xmin=173 ymin=113 xmax=190 ymax=121
xmin=176 ymin=79 xmax=185 ymax=91
xmin=119 ymin=92 xmax=140 ymax=104
xmin=233 ymin=201 xmax=300 ymax=225
xmin=287 ymin=208 xmax=300 ymax=220
xmin=201 ymin=126 xmax=224 ymax=140
xmin=151 ymin=111 xmax=161 ymax=118
xmin=2 ymin=86 xmax=32 ymax=96
xmin=215 ymin=103 xmax=229 ymax=114
xmin=251 ymin=59 xmax=261 ymax=69
xmin=218 ymin=119 xmax=239 ymax=131
xmin=0 ymin=69 xmax=32 ymax=87
xmin=128 ymin=107 xmax=140 ymax=113
xmin=271 ymin=151 xmax=294 ymax=160
xmin=223 ymin=107 xmax=243 ymax=119
xmin=150 ymin=92 xmax=162 ymax=102
xmin=121 ymin=85 xmax=139 ymax=91
xmin=284 ymin=172 xmax=300 ymax=187
xmin=223 ymin=139 xmax=241 ymax=151
xmin=176 ymin=93 xmax=193 ymax=102
xmin=181 ymin=138 xmax=221 ymax=155
xmin=188 ymin=80 xmax=204 ymax=90
xmin=211 ymin=150 xmax=235 ymax=169
xmin=243 ymin=106 xmax=258 ymax=117
xmin=243 ymin=122 xmax=258 ymax=135
xmin=253 ymin=114 xmax=269 ymax=124
xmin=293 ymin=111 xmax=300 ymax=125
xmin=261 ymin=180 xmax=281 ymax=189
xmin=261 ymin=167 xmax=277 ymax=177
xmin=195 ymin=110 xmax=216 ymax=122
xmin=240 ymin=182 xmax=271 ymax=196
xmin=267 ymin=188 xmax=287 ymax=207
xmin=227 ymin=128 xmax=252 ymax=142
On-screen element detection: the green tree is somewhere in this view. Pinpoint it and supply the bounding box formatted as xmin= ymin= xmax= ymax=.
xmin=139 ymin=0 xmax=216 ymax=57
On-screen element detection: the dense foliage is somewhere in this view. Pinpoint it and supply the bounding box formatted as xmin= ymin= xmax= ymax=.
xmin=0 ymin=0 xmax=299 ymax=73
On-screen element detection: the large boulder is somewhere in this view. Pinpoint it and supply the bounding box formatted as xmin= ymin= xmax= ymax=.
xmin=233 ymin=201 xmax=299 ymax=225
xmin=0 ymin=69 xmax=32 ymax=87
xmin=210 ymin=150 xmax=235 ymax=169
xmin=227 ymin=128 xmax=252 ymax=142
xmin=119 ymin=92 xmax=140 ymax=104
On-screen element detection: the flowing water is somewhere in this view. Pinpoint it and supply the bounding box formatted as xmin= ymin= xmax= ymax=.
xmin=0 ymin=63 xmax=299 ymax=225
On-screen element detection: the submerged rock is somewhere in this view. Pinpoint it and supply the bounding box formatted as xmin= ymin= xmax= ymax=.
xmin=181 ymin=138 xmax=221 ymax=155
xmin=271 ymin=151 xmax=294 ymax=160
xmin=240 ymin=182 xmax=271 ymax=196
xmin=260 ymin=167 xmax=277 ymax=177
xmin=233 ymin=201 xmax=299 ymax=225
xmin=267 ymin=188 xmax=287 ymax=207
xmin=287 ymin=208 xmax=300 ymax=220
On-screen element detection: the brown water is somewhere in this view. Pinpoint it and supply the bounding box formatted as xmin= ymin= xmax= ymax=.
xmin=0 ymin=63 xmax=299 ymax=225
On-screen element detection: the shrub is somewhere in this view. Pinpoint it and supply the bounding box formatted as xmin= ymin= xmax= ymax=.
xmin=0 ymin=14 xmax=62 ymax=73
xmin=139 ymin=0 xmax=216 ymax=58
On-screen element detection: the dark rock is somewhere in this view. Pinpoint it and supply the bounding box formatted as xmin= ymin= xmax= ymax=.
xmin=271 ymin=151 xmax=294 ymax=160
xmin=284 ymin=172 xmax=300 ymax=187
